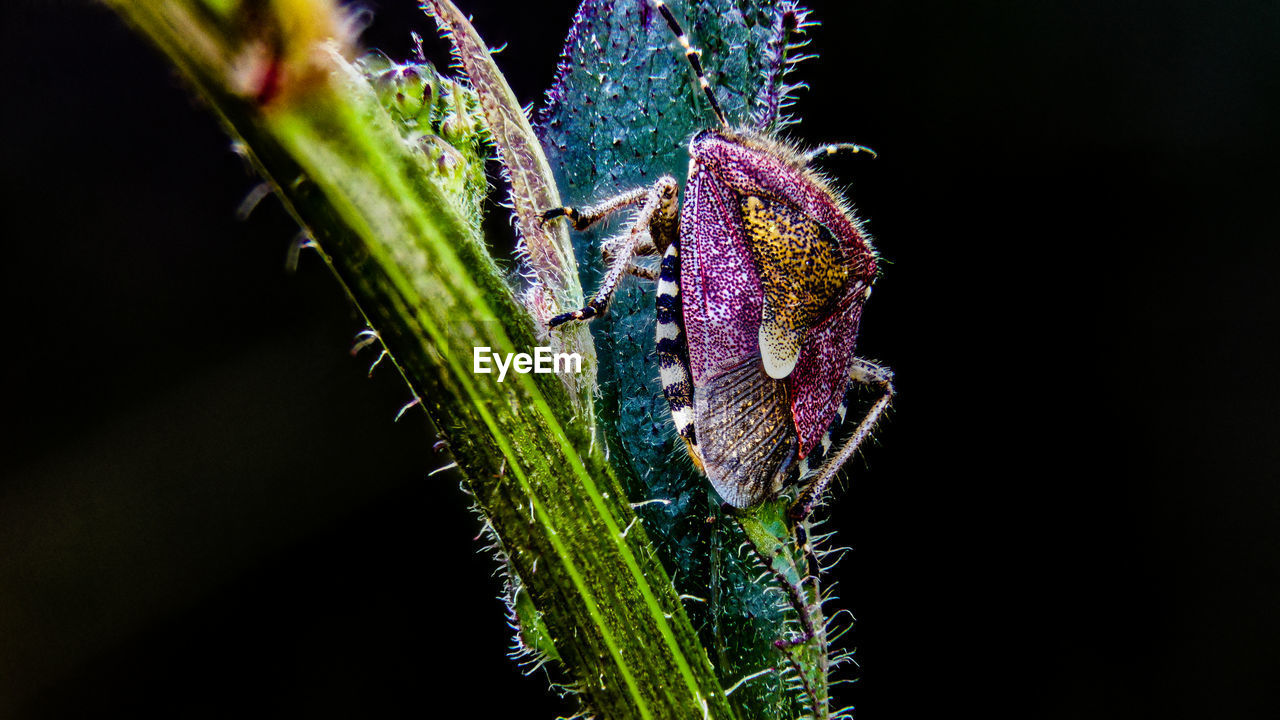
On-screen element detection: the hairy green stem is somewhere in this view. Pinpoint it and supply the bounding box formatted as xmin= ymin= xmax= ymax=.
xmin=103 ymin=1 xmax=734 ymax=717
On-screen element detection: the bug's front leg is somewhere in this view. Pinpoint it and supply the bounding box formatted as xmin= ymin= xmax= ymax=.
xmin=540 ymin=186 xmax=650 ymax=231
xmin=543 ymin=176 xmax=679 ymax=328
xmin=792 ymin=357 xmax=895 ymax=519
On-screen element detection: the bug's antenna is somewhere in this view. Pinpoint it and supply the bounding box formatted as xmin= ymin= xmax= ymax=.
xmin=653 ymin=0 xmax=728 ymax=128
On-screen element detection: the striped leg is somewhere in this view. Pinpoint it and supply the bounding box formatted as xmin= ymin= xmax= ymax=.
xmin=655 ymin=240 xmax=703 ymax=470
xmin=546 ymin=177 xmax=679 ymax=328
xmin=804 ymin=142 xmax=878 ymax=163
xmin=652 ymin=0 xmax=728 ymax=128
xmin=792 ymin=357 xmax=894 ymax=518
xmin=540 ymin=186 xmax=650 ymax=231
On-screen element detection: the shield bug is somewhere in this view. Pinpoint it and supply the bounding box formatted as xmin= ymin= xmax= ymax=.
xmin=545 ymin=0 xmax=892 ymax=517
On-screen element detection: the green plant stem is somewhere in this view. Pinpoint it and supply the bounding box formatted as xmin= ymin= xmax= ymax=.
xmin=102 ymin=1 xmax=735 ymax=717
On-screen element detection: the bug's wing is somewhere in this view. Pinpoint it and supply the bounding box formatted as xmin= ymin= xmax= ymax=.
xmin=790 ymin=289 xmax=866 ymax=456
xmin=695 ymin=355 xmax=798 ymax=507
xmin=684 ymin=132 xmax=879 ymax=472
xmin=682 ymin=166 xmax=798 ymax=506
xmin=688 ymin=133 xmax=878 ymax=459
xmin=736 ymin=194 xmax=869 ymax=456
xmin=738 ymin=193 xmax=851 ymax=381
xmin=735 ymin=193 xmax=870 ymax=457
xmin=680 ymin=165 xmax=763 ymax=387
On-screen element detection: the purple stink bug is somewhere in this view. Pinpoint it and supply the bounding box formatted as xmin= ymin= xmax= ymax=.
xmin=545 ymin=0 xmax=893 ymax=517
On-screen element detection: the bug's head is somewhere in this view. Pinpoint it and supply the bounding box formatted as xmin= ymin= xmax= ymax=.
xmin=686 ymin=127 xmax=746 ymax=168
xmin=656 ymin=175 xmax=678 ymax=202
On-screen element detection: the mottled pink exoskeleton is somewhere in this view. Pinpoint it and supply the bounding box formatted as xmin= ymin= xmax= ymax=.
xmin=545 ymin=0 xmax=893 ymax=517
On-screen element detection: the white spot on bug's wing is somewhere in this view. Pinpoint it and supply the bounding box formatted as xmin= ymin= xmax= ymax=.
xmin=759 ymin=320 xmax=801 ymax=379
xmin=656 ymin=321 xmax=680 ymax=341
xmin=671 ymin=406 xmax=693 ymax=428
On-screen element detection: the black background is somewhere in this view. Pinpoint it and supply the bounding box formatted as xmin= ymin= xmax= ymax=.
xmin=3 ymin=0 xmax=1278 ymax=717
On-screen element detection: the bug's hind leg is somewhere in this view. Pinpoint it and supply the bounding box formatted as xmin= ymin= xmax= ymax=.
xmin=792 ymin=357 xmax=894 ymax=519
xmin=545 ymin=176 xmax=679 ymax=328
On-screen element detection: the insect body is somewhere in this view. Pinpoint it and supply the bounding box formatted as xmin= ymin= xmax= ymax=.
xmin=546 ymin=0 xmax=893 ymax=517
